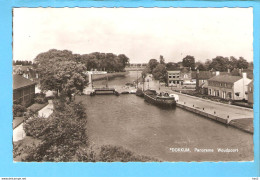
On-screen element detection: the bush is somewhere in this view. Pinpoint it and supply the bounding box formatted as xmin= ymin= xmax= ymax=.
xmin=34 ymin=96 xmax=47 ymax=104
xmin=75 ymin=145 xmax=158 ymax=162
xmin=98 ymin=145 xmax=158 ymax=162
xmin=23 ymin=99 xmax=88 ymax=162
xmin=34 ymin=93 xmax=47 ymax=104
xmin=13 ymin=104 xmax=26 ymax=117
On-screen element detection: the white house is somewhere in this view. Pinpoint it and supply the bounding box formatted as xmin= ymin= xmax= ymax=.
xmin=208 ymin=72 xmax=252 ymax=100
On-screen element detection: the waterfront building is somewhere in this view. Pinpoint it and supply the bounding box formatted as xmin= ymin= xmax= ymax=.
xmin=208 ymin=72 xmax=252 ymax=100
xmin=247 ymin=81 xmax=253 ymax=105
xmin=167 ymin=70 xmax=181 ymax=87
xmin=167 ymin=68 xmax=196 ymax=88
xmin=13 ymin=74 xmax=36 ymax=107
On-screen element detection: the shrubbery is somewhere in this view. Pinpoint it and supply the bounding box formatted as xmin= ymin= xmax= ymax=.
xmin=34 ymin=93 xmax=47 ymax=104
xmin=18 ymin=98 xmax=157 ymax=162
xmin=75 ymin=145 xmax=158 ymax=162
xmin=13 ymin=104 xmax=26 ymax=117
xmin=23 ymin=99 xmax=88 ymax=161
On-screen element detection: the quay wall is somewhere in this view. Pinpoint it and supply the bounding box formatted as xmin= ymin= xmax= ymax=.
xmin=176 ymin=102 xmax=228 ymax=124
xmin=176 ymin=102 xmax=253 ymax=134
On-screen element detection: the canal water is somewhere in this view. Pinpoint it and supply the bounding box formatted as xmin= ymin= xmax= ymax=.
xmin=78 ymin=71 xmax=253 ymax=161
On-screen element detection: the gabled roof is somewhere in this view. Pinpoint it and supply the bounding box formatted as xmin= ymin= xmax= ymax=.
xmin=208 ymin=75 xmax=242 ymax=83
xmin=248 ymin=80 xmax=253 ymax=87
xmin=196 ymin=71 xmax=215 ymax=79
xmin=13 ymin=74 xmax=36 ymax=90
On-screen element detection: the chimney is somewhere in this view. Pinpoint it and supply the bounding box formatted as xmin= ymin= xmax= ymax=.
xmin=242 ymin=72 xmax=247 ymax=79
xmin=216 ymin=71 xmax=220 ymax=76
xmin=227 ymin=69 xmax=230 ymax=73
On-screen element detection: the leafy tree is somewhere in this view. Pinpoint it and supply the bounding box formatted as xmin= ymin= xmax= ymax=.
xmin=79 ymin=52 xmax=129 ymax=72
xmin=204 ymin=59 xmax=212 ymax=71
xmin=196 ymin=62 xmax=206 ymax=71
xmin=23 ymin=100 xmax=88 ymax=162
xmin=166 ymin=62 xmax=180 ymax=70
xmin=237 ymin=57 xmax=249 ymax=69
xmin=182 ymin=55 xmax=195 ymax=70
xmin=147 ymin=59 xmax=159 ymax=73
xmin=208 ymin=56 xmax=229 ymax=71
xmin=152 ymin=64 xmax=167 ymax=81
xmin=34 ymin=49 xmax=87 ymax=99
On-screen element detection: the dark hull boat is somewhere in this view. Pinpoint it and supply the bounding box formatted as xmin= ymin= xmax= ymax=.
xmin=144 ymin=90 xmax=176 ymax=108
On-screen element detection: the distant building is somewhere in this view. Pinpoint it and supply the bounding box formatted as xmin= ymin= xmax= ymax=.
xmin=247 ymin=81 xmax=253 ymax=105
xmin=13 ymin=65 xmax=38 ymax=81
xmin=195 ymin=70 xmax=215 ymax=94
xmin=167 ymin=70 xmax=181 ymax=87
xmin=208 ymin=72 xmax=252 ymax=100
xmin=13 ymin=74 xmax=36 ymax=107
xmin=167 ymin=68 xmax=196 ymax=88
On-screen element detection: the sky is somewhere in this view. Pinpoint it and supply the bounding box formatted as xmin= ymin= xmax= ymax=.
xmin=13 ymin=8 xmax=253 ymax=63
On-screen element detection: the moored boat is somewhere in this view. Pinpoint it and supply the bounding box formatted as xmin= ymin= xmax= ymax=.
xmin=144 ymin=90 xmax=176 ymax=107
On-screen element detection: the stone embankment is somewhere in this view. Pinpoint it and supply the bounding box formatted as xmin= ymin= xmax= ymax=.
xmin=143 ymin=75 xmax=254 ymax=134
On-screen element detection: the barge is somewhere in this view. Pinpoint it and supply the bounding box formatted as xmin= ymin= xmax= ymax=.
xmin=144 ymin=90 xmax=176 ymax=108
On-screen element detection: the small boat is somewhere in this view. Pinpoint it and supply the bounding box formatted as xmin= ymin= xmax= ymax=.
xmin=121 ymin=91 xmax=129 ymax=94
xmin=144 ymin=90 xmax=176 ymax=108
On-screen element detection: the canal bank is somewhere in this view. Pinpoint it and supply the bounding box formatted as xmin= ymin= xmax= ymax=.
xmin=78 ymin=71 xmax=253 ymax=161
xmin=143 ymin=75 xmax=254 ymax=134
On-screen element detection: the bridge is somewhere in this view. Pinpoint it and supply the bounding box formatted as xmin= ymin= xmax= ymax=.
xmin=84 ymin=71 xmax=119 ymax=96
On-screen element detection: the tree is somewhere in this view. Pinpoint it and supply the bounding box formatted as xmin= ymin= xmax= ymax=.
xmin=195 ymin=62 xmax=206 ymax=71
xmin=152 ymin=64 xmax=167 ymax=81
xmin=159 ymin=55 xmax=165 ymax=64
xmin=182 ymin=55 xmax=195 ymax=70
xmin=208 ymin=56 xmax=229 ymax=71
xmin=204 ymin=59 xmax=212 ymax=71
xmin=34 ymin=49 xmax=87 ymax=99
xmin=166 ymin=62 xmax=180 ymax=70
xmin=237 ymin=57 xmax=249 ymax=69
xmin=22 ymin=100 xmax=88 ymax=161
xmin=147 ymin=59 xmax=159 ymax=73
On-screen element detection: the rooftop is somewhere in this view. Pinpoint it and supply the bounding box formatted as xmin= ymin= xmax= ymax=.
xmin=13 ymin=74 xmax=36 ymax=90
xmin=208 ymin=75 xmax=242 ymax=83
xmin=196 ymin=71 xmax=215 ymax=79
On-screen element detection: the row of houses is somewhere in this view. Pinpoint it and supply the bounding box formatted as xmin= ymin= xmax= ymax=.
xmin=167 ymin=68 xmax=253 ymax=104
